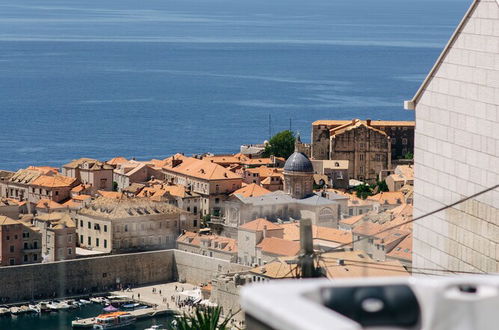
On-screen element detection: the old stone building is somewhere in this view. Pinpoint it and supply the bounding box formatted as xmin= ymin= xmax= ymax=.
xmin=0 ymin=216 xmax=42 ymax=266
xmin=326 ymin=119 xmax=392 ymax=182
xmin=176 ymin=231 xmax=237 ymax=262
xmin=76 ymin=197 xmax=196 ymax=254
xmin=214 ymin=152 xmax=345 ymax=238
xmin=33 ymin=212 xmax=77 ymax=262
xmin=311 ymin=119 xmax=415 ymax=161
xmin=62 ymin=158 xmax=114 ymax=194
xmin=405 ymin=0 xmax=499 ymax=273
xmin=162 ymin=154 xmax=243 ymax=217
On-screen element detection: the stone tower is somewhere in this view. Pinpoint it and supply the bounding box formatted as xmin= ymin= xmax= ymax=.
xmin=283 ymin=151 xmax=314 ymax=199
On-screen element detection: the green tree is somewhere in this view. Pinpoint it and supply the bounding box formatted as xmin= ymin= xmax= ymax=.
xmin=403 ymin=151 xmax=414 ymax=160
xmin=376 ymin=180 xmax=388 ymax=192
xmin=170 ymin=306 xmax=237 ymax=330
xmin=112 ymin=181 xmax=118 ymax=192
xmin=262 ymin=130 xmax=295 ymax=159
xmin=354 ymin=183 xmax=373 ymax=200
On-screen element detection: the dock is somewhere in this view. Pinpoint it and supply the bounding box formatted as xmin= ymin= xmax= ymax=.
xmin=72 ymin=306 xmax=174 ymax=328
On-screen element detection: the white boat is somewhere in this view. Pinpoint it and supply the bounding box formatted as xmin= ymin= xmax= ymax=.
xmin=90 ymin=297 xmax=105 ymax=304
xmin=0 ymin=306 xmax=9 ymax=316
xmin=57 ymin=302 xmax=71 ymax=310
xmin=28 ymin=304 xmax=40 ymax=313
xmin=39 ymin=302 xmax=51 ymax=313
xmin=145 ymin=325 xmax=166 ymax=330
xmin=79 ymin=299 xmax=91 ymax=304
xmin=92 ymin=311 xmax=136 ymax=329
xmin=10 ymin=305 xmax=30 ymax=314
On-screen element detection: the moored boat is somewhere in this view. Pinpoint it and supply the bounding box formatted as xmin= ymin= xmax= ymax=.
xmin=92 ymin=311 xmax=136 ymax=329
xmin=0 ymin=306 xmax=10 ymax=316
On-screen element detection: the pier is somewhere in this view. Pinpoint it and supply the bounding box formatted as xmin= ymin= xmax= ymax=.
xmin=72 ymin=282 xmax=197 ymax=328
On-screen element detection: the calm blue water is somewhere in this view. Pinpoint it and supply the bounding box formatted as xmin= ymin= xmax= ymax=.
xmin=0 ymin=0 xmax=469 ymax=170
xmin=0 ymin=303 xmax=172 ymax=330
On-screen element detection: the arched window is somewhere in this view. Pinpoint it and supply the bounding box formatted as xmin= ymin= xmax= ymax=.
xmin=318 ymin=207 xmax=334 ymax=224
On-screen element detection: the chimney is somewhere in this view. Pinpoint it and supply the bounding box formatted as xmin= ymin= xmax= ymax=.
xmin=263 ymin=225 xmax=268 ymax=238
xmin=366 ymin=118 xmax=372 ymax=126
xmin=337 ymin=259 xmax=345 ymax=266
xmin=172 ymin=156 xmax=182 ymax=168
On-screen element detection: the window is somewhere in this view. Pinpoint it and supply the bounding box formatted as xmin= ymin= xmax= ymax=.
xmin=187 ymin=207 xmax=190 ymax=212
xmin=349 ymin=209 xmax=353 ymax=216
xmin=80 ymin=220 xmax=83 ymax=227
xmin=68 ymin=248 xmax=72 ymax=255
xmin=100 ymin=178 xmax=107 ymax=189
xmin=104 ymin=225 xmax=107 ymax=232
xmin=124 ymin=225 xmax=128 ymax=232
xmin=96 ymin=238 xmax=99 ymax=247
xmin=33 ymin=241 xmax=38 ymax=249
xmin=215 ymin=184 xmax=220 ymax=193
xmin=14 ymin=235 xmax=18 ymax=240
xmin=193 ymin=207 xmax=197 ymax=214
xmin=68 ymin=235 xmax=72 ymax=243
xmin=88 ymin=237 xmax=91 ymax=245
xmin=359 ymin=154 xmax=364 ymax=161
xmin=6 ymin=236 xmax=9 ymax=241
xmin=80 ymin=235 xmax=83 ymax=244
xmin=33 ymin=254 xmax=38 ymax=261
xmin=23 ymin=255 xmax=28 ymax=262
xmin=9 ymin=258 xmax=15 ymax=265
xmin=10 ymin=245 xmax=14 ymax=253
xmin=215 ymin=198 xmax=220 ymax=204
xmin=391 ymin=138 xmax=396 ymax=145
xmin=55 ymin=191 xmax=59 ymax=196
xmin=193 ymin=220 xmax=198 ymax=227
xmin=24 ymin=242 xmax=28 ymax=249
xmin=375 ymin=154 xmax=381 ymax=161
xmin=104 ymin=240 xmax=107 ymax=249
xmin=402 ymin=138 xmax=408 ymax=145
xmin=88 ymin=222 xmax=91 ymax=229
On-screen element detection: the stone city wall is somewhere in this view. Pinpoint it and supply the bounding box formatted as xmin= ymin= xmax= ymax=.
xmin=173 ymin=250 xmax=250 ymax=284
xmin=0 ymin=250 xmax=175 ymax=303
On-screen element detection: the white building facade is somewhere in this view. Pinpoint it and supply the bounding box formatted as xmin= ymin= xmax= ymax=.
xmin=405 ymin=0 xmax=499 ymax=273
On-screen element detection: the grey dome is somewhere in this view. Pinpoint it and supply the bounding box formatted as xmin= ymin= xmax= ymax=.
xmin=284 ymin=152 xmax=314 ymax=173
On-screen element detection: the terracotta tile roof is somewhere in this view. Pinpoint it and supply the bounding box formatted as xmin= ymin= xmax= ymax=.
xmin=394 ymin=165 xmax=414 ymax=180
xmin=71 ymin=184 xmax=91 ymax=193
xmin=0 ymin=216 xmax=20 ymax=226
xmin=313 ymin=226 xmax=352 ymax=245
xmin=36 ymin=212 xmax=75 ymax=229
xmin=163 ymin=155 xmax=242 ymax=181
xmin=386 ymin=234 xmax=412 ymax=262
xmin=0 ymin=198 xmax=19 ymax=207
xmin=280 ymin=223 xmax=352 ymax=245
xmin=36 ymin=199 xmax=65 ymax=210
xmin=79 ymin=197 xmax=183 ymax=219
xmin=318 ymin=251 xmax=409 ymax=278
xmin=72 ymin=194 xmax=92 ymax=201
xmin=246 ymin=166 xmax=282 ymax=178
xmin=367 ymin=191 xmax=405 ymax=205
xmin=97 ymin=190 xmax=123 ymax=199
xmin=31 ymin=174 xmax=76 ymax=188
xmin=250 ymin=250 xmax=409 ymax=279
xmin=330 ymin=119 xmax=387 ymax=137
xmin=9 ymin=169 xmax=43 ymax=184
xmin=62 ymin=199 xmax=81 ymax=208
xmin=63 ymin=158 xmax=113 ymax=170
xmin=339 ymin=214 xmax=366 ymax=226
xmin=352 ymin=222 xmax=383 ymax=237
xmin=231 ymin=184 xmax=271 ymax=198
xmin=257 ymin=237 xmax=300 ymax=256
xmin=313 ymin=120 xmax=415 ymax=127
xmin=26 ymin=166 xmax=59 ymax=175
xmin=177 ymin=231 xmax=237 ymax=253
xmin=239 ymin=218 xmax=282 ymax=232
xmin=241 ymin=158 xmax=274 ymax=166
xmin=106 ymin=157 xmax=129 ymax=166
xmin=138 ymin=184 xmax=195 ymax=200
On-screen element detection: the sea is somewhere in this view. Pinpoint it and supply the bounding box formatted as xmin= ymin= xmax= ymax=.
xmin=0 ymin=303 xmax=173 ymax=330
xmin=0 ymin=0 xmax=469 ymax=171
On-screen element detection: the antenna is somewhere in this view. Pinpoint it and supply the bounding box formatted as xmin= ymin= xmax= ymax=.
xmin=268 ymin=114 xmax=272 ymax=139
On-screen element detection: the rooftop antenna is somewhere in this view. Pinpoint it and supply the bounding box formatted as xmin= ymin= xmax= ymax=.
xmin=268 ymin=114 xmax=272 ymax=139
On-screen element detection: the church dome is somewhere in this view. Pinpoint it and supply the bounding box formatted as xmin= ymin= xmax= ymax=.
xmin=283 ymin=152 xmax=314 ymax=173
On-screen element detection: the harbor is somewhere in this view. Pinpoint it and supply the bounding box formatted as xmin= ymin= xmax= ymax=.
xmin=0 ymin=282 xmax=201 ymax=330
